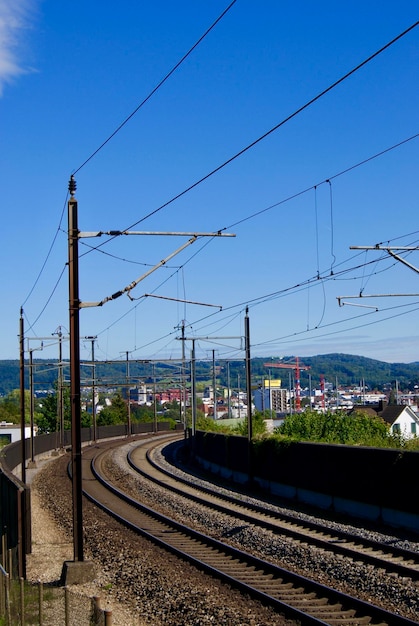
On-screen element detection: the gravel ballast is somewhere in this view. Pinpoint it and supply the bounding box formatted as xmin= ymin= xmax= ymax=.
xmin=25 ymin=438 xmax=419 ymax=624
xmin=26 ymin=450 xmax=294 ymax=626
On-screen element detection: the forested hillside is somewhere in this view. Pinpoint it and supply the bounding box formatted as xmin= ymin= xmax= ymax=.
xmin=1 ymin=354 xmax=418 ymax=396
xmin=250 ymin=354 xmax=419 ymax=391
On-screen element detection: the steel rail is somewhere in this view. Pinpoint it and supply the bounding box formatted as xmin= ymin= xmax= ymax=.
xmin=79 ymin=438 xmax=418 ymax=626
xmin=129 ymin=438 xmax=419 ymax=581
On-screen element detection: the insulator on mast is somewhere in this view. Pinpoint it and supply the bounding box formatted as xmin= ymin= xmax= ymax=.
xmin=68 ymin=175 xmax=77 ymax=197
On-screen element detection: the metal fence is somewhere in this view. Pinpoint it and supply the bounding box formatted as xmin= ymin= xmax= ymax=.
xmin=0 ymin=564 xmax=112 ymax=625
xmin=0 ymin=421 xmax=183 ymax=622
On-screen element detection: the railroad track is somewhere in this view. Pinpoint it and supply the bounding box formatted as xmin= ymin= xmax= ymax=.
xmin=129 ymin=437 xmax=419 ymax=582
xmin=80 ymin=435 xmax=419 ymax=626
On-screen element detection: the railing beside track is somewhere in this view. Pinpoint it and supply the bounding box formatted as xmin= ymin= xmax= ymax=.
xmin=0 ymin=423 xmax=182 ymax=624
xmin=0 ymin=422 xmax=182 ymax=579
xmin=0 ymin=565 xmax=113 ymax=625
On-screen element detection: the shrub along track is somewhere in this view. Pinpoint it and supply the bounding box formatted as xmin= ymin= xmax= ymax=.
xmin=80 ymin=434 xmax=419 ymax=626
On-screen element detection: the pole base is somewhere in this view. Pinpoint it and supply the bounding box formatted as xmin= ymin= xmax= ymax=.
xmin=61 ymin=560 xmax=95 ymax=585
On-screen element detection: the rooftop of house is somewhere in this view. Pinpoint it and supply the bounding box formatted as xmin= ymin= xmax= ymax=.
xmin=379 ymin=404 xmax=417 ymax=425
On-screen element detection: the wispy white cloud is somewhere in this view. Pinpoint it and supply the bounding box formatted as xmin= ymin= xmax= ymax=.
xmin=0 ymin=0 xmax=36 ymax=95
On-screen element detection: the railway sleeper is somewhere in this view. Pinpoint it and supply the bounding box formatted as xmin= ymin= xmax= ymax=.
xmin=202 ymin=554 xmax=248 ymax=563
xmin=258 ymin=581 xmax=292 ymax=598
xmin=205 ymin=567 xmax=256 ymax=576
xmin=306 ymin=602 xmax=346 ymax=618
xmin=287 ymin=595 xmax=330 ymax=606
xmin=276 ymin=594 xmax=328 ymax=605
xmin=307 ymin=612 xmax=363 ymax=623
xmin=309 ymin=606 xmax=356 ymax=616
xmin=216 ymin=562 xmax=257 ymax=570
xmin=325 ymin=618 xmax=376 ymax=625
xmin=274 ymin=586 xmax=309 ymax=596
xmin=187 ymin=549 xmax=226 ymax=557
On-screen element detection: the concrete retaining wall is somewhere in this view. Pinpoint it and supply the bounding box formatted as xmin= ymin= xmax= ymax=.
xmin=194 ymin=431 xmax=419 ymax=533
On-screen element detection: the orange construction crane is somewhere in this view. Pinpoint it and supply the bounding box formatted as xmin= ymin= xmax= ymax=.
xmin=264 ymin=357 xmax=310 ymax=411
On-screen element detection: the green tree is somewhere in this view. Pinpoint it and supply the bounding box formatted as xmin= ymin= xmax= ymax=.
xmin=36 ymin=386 xmax=91 ymax=434
xmin=196 ymin=413 xmax=231 ymax=433
xmin=36 ymin=392 xmax=64 ymax=434
xmin=275 ymin=409 xmax=391 ymax=446
xmin=388 ymin=388 xmax=397 ymax=405
xmin=162 ymin=400 xmax=182 ymax=422
xmin=233 ymin=410 xmax=267 ymax=438
xmin=0 ymin=389 xmax=39 ymax=424
xmin=97 ymin=392 xmax=128 ymax=426
xmin=131 ymin=404 xmax=154 ymax=423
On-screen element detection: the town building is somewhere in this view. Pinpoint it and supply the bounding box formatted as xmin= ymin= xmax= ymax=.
xmin=253 ymin=380 xmax=288 ymax=414
xmin=380 ymin=405 xmax=419 ymax=439
xmin=0 ymin=422 xmax=36 ymax=444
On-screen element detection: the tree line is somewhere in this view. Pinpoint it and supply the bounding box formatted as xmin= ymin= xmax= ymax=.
xmin=1 ymin=353 xmax=419 ymax=397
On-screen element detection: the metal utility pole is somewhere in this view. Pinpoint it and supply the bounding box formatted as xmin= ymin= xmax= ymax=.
xmin=153 ymin=363 xmax=157 ymax=434
xmin=180 ymin=321 xmax=187 ymax=435
xmin=29 ymin=349 xmax=35 ymax=465
xmin=261 ymin=378 xmax=265 ymax=413
xmin=28 ymin=344 xmax=43 ymax=467
xmin=335 ymin=376 xmax=339 ymax=409
xmin=61 ymin=181 xmax=236 ymax=582
xmin=237 ymin=373 xmax=241 ymax=419
xmin=244 ymin=307 xmax=252 ymax=443
xmin=212 ymin=349 xmax=217 ymax=420
xmin=191 ymin=339 xmax=197 ymax=437
xmin=178 ymin=334 xmax=242 ymax=433
xmin=85 ymin=337 xmax=97 ymax=442
xmin=244 ymin=307 xmax=253 ymax=484
xmin=19 ymin=308 xmax=26 ymax=483
xmin=289 ymin=372 xmax=293 ymax=415
xmin=68 ymin=176 xmax=84 ymax=563
xmin=18 ymin=307 xmax=27 ymax=579
xmin=58 ymin=331 xmax=64 ymax=446
xmin=309 ymin=373 xmax=312 ymax=411
xmin=126 ymin=351 xmax=131 ymax=437
xmin=227 ymin=361 xmax=231 ymax=418
xmin=55 ymin=328 xmax=65 ymax=448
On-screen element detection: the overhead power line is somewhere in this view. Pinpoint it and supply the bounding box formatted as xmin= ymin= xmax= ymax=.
xmin=223 ymin=132 xmax=419 ymax=231
xmin=72 ymin=0 xmax=237 ymax=175
xmin=90 ymin=128 xmax=419 ymax=350
xmin=23 ymin=17 xmax=419 ymax=337
xmin=21 ymin=1 xmax=237 ymax=328
xmin=21 ymin=194 xmax=68 ymax=307
xmin=119 ymin=20 xmax=419 ymax=234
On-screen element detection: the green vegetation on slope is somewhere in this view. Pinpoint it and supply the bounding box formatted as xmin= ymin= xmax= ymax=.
xmin=273 ymin=409 xmax=419 ymax=450
xmin=196 ymin=409 xmax=419 ymax=451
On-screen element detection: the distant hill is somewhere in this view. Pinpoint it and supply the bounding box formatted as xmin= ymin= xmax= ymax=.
xmin=1 ymin=354 xmax=418 ymax=396
xmin=252 ymin=354 xmax=419 ymax=391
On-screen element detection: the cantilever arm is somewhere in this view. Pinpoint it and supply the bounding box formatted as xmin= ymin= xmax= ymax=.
xmin=81 ymin=236 xmax=198 ymax=308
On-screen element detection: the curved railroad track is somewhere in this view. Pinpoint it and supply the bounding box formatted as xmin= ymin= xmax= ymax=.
xmin=80 ymin=434 xmax=419 ymax=626
xmin=131 ymin=437 xmax=419 ymax=581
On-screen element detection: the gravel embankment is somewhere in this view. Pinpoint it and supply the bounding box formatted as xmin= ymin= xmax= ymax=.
xmin=109 ymin=440 xmax=419 ymax=622
xmin=26 ymin=439 xmax=419 ymax=624
xmin=27 ymin=450 xmax=294 ymax=626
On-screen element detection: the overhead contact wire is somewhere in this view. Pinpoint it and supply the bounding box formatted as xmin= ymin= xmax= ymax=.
xmin=21 ymin=193 xmax=68 ymax=307
xmin=73 ymin=0 xmax=238 ymax=175
xmin=223 ymin=132 xmax=419 ymax=231
xmin=121 ymin=20 xmax=419 ymax=233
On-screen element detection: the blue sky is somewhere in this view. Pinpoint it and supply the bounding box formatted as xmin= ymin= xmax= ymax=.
xmin=1 ymin=1 xmax=419 ymax=368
